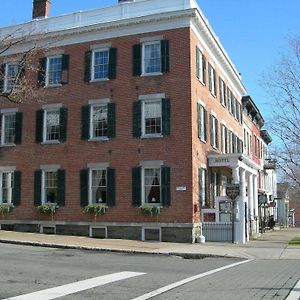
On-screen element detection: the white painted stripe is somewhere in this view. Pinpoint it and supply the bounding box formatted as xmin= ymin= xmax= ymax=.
xmin=131 ymin=259 xmax=253 ymax=300
xmin=286 ymin=279 xmax=300 ymax=300
xmin=5 ymin=271 xmax=145 ymax=300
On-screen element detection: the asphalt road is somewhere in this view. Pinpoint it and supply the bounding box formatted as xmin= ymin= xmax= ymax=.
xmin=0 ymin=243 xmax=299 ymax=300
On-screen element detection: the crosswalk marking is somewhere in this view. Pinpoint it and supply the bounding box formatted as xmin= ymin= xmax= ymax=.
xmin=286 ymin=279 xmax=300 ymax=300
xmin=4 ymin=271 xmax=146 ymax=300
xmin=131 ymin=259 xmax=253 ymax=300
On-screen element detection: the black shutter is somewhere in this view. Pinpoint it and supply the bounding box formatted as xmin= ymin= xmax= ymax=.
xmin=225 ymin=127 xmax=228 ymax=153
xmin=204 ymin=108 xmax=208 ymax=142
xmin=196 ymin=47 xmax=200 ymax=79
xmin=108 ymin=48 xmax=117 ymax=80
xmin=132 ymin=44 xmax=142 ymax=76
xmin=132 ymin=101 xmax=142 ymax=138
xmin=213 ymin=68 xmax=217 ymax=97
xmin=14 ymin=112 xmax=23 ymax=144
xmin=61 ymin=54 xmax=70 ymax=84
xmin=210 ymin=114 xmax=214 ymax=147
xmin=205 ymin=169 xmax=209 ymax=206
xmin=37 ymin=57 xmax=46 ymax=87
xmin=12 ymin=171 xmax=21 ymax=206
xmin=208 ymin=63 xmax=212 ymax=92
xmin=161 ymin=40 xmax=170 ymax=73
xmin=132 ymin=167 xmax=141 ymax=206
xmin=221 ymin=125 xmax=224 ymax=152
xmin=0 ymin=64 xmax=5 ymax=92
xmin=161 ymin=166 xmax=171 ymax=207
xmin=57 ymin=169 xmax=65 ymax=206
xmin=81 ymin=105 xmax=90 ymax=140
xmin=80 ymin=169 xmax=89 ymax=207
xmin=84 ymin=51 xmax=92 ymax=82
xmin=34 ymin=170 xmax=42 ymax=206
xmin=162 ymin=98 xmax=171 ymax=136
xmin=35 ymin=110 xmax=44 ymax=143
xmin=198 ymin=168 xmax=203 ymax=206
xmin=59 ymin=107 xmax=68 ymax=142
xmin=107 ymin=102 xmax=116 ymax=138
xmin=197 ymin=103 xmax=201 ymax=139
xmin=202 ymin=55 xmax=206 ymax=85
xmin=219 ymin=77 xmax=222 ymax=104
xmin=107 ymin=168 xmax=116 ymax=207
xmin=215 ymin=118 xmax=219 ymax=149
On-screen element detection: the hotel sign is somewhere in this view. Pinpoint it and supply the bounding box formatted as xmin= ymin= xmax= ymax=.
xmin=226 ymin=184 xmax=240 ymax=200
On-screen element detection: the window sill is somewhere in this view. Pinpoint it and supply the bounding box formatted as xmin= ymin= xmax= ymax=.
xmin=197 ymin=78 xmax=206 ymax=86
xmin=0 ymin=143 xmax=16 ymax=148
xmin=199 ymin=138 xmax=207 ymax=144
xmin=141 ymin=72 xmax=163 ymax=77
xmin=210 ymin=93 xmax=217 ymax=98
xmin=0 ymin=203 xmax=13 ymax=206
xmin=141 ymin=134 xmax=163 ymax=139
xmin=88 ymin=137 xmax=109 ymax=142
xmin=41 ymin=140 xmax=60 ymax=145
xmin=142 ymin=203 xmax=162 ymax=207
xmin=90 ymin=78 xmax=109 ymax=83
xmin=45 ymin=84 xmax=62 ymax=88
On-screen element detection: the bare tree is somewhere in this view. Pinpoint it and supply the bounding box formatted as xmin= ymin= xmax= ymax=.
xmin=263 ymin=38 xmax=300 ymax=186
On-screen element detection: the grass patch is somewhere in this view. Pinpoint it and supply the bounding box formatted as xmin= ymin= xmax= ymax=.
xmin=288 ymin=237 xmax=300 ymax=245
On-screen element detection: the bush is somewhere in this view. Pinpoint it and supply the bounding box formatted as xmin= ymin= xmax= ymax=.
xmin=138 ymin=205 xmax=161 ymax=216
xmin=0 ymin=204 xmax=14 ymax=216
xmin=37 ymin=203 xmax=59 ymax=215
xmin=84 ymin=204 xmax=108 ymax=216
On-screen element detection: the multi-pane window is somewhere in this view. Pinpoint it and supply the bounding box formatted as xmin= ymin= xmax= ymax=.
xmin=44 ymin=110 xmax=60 ymax=142
xmin=91 ymin=105 xmax=108 ymax=138
xmin=219 ymin=77 xmax=226 ymax=106
xmin=208 ymin=63 xmax=216 ymax=96
xmin=47 ymin=56 xmax=62 ymax=86
xmin=1 ymin=113 xmax=16 ymax=145
xmin=90 ymin=169 xmax=107 ymax=204
xmin=143 ymin=100 xmax=162 ymax=136
xmin=143 ymin=167 xmax=161 ymax=204
xmin=92 ymin=49 xmax=109 ymax=80
xmin=227 ymin=87 xmax=232 ymax=114
xmin=43 ymin=171 xmax=58 ymax=204
xmin=4 ymin=63 xmax=18 ymax=92
xmin=1 ymin=172 xmax=14 ymax=204
xmin=210 ymin=115 xmax=218 ymax=148
xmin=196 ymin=47 xmax=206 ymax=84
xmin=143 ymin=42 xmax=161 ymax=74
xmin=197 ymin=103 xmax=207 ymax=142
xmin=221 ymin=124 xmax=227 ymax=153
xmin=199 ymin=168 xmax=208 ymax=207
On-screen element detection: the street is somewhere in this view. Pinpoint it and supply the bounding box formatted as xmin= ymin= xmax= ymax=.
xmin=0 ymin=243 xmax=299 ymax=300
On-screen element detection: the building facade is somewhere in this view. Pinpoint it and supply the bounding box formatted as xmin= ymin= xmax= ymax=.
xmin=0 ymin=0 xmax=276 ymax=243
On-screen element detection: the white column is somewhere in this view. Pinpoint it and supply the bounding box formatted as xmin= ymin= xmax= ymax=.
xmin=237 ymin=168 xmax=246 ymax=244
xmin=253 ymin=174 xmax=259 ymax=235
xmin=248 ymin=174 xmax=254 ymax=220
xmin=232 ymin=166 xmax=240 ymax=184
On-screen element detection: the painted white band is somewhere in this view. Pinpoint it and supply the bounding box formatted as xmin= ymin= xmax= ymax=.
xmin=286 ymin=279 xmax=300 ymax=300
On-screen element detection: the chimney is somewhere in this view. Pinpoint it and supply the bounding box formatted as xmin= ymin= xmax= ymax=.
xmin=32 ymin=0 xmax=50 ymax=19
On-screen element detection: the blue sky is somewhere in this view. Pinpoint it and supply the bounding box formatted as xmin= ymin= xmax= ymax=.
xmin=1 ymin=0 xmax=299 ymax=125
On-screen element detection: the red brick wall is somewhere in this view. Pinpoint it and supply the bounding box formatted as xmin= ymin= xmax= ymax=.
xmin=0 ymin=27 xmax=195 ymax=224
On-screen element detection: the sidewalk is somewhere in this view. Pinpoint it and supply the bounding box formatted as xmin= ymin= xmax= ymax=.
xmin=0 ymin=227 xmax=299 ymax=260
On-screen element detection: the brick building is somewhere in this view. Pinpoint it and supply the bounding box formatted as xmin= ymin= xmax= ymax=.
xmin=0 ymin=0 xmax=276 ymax=243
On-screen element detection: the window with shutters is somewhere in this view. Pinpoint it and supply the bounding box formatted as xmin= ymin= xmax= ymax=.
xmin=221 ymin=124 xmax=226 ymax=153
xmin=219 ymin=77 xmax=226 ymax=106
xmin=210 ymin=115 xmax=218 ymax=149
xmin=142 ymin=100 xmax=162 ymax=137
xmin=44 ymin=109 xmax=60 ymax=142
xmin=46 ymin=55 xmax=62 ymax=86
xmin=89 ymin=168 xmax=107 ymax=204
xmin=196 ymin=47 xmax=206 ymax=85
xmin=208 ymin=63 xmax=216 ymax=97
xmin=199 ymin=168 xmax=208 ymax=207
xmin=4 ymin=63 xmax=18 ymax=93
xmin=91 ymin=104 xmax=108 ymax=139
xmin=92 ymin=49 xmax=109 ymax=81
xmin=142 ymin=41 xmax=161 ymax=75
xmin=143 ymin=167 xmax=161 ymax=205
xmin=1 ymin=113 xmax=16 ymax=145
xmin=42 ymin=170 xmax=58 ymax=204
xmin=0 ymin=171 xmax=14 ymax=204
xmin=198 ymin=103 xmax=207 ymax=142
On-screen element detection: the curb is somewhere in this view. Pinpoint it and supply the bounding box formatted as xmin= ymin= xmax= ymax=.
xmin=0 ymin=239 xmax=245 ymax=260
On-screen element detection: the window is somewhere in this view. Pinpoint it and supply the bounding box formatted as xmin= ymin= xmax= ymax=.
xmin=197 ymin=103 xmax=207 ymax=142
xmin=211 ymin=172 xmax=220 ymax=208
xmin=90 ymin=169 xmax=107 ymax=204
xmin=231 ymin=95 xmax=236 ymax=117
xmin=221 ymin=175 xmax=228 ymax=197
xmin=142 ymin=42 xmax=161 ymax=75
xmin=199 ymin=168 xmax=208 ymax=207
xmin=210 ymin=114 xmax=218 ymax=148
xmin=227 ymin=87 xmax=232 ymax=114
xmin=196 ymin=47 xmax=206 ymax=84
xmin=44 ymin=109 xmax=60 ymax=142
xmin=0 ymin=172 xmax=14 ymax=204
xmin=142 ymin=100 xmax=162 ymax=136
xmin=219 ymin=77 xmax=226 ymax=106
xmin=36 ymin=107 xmax=67 ymax=144
xmin=143 ymin=167 xmax=161 ymax=204
xmin=4 ymin=63 xmax=18 ymax=93
xmin=208 ymin=63 xmax=216 ymax=96
xmin=1 ymin=113 xmax=16 ymax=145
xmin=228 ymin=130 xmax=233 ymax=153
xmin=92 ymin=49 xmax=109 ymax=81
xmin=43 ymin=171 xmax=58 ymax=204
xmin=221 ymin=124 xmax=227 ymax=153
xmin=91 ymin=105 xmax=108 ymax=139
xmin=46 ymin=56 xmax=62 ymax=86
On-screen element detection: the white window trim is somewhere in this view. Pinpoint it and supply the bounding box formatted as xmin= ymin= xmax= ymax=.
xmin=89 ymin=103 xmax=109 ymax=141
xmin=221 ymin=124 xmax=226 ymax=153
xmin=0 ymin=171 xmax=14 ymax=205
xmin=3 ymin=62 xmax=18 ymax=93
xmin=141 ymin=41 xmax=162 ymax=76
xmin=42 ymin=108 xmax=60 ymax=144
xmin=90 ymin=48 xmax=110 ymax=82
xmin=209 ymin=64 xmax=216 ymax=97
xmin=141 ymin=166 xmax=162 ymax=206
xmin=197 ymin=48 xmax=205 ymax=85
xmin=211 ymin=115 xmax=217 ymax=148
xmin=141 ymin=99 xmax=163 ymax=138
xmin=0 ymin=112 xmax=16 ymax=146
xmin=220 ymin=78 xmax=226 ymax=107
xmin=199 ymin=104 xmax=206 ymax=143
xmin=142 ymin=227 xmax=162 ymax=242
xmin=45 ymin=55 xmax=63 ymax=87
xmin=88 ymin=167 xmax=107 ymax=205
xmin=200 ymin=167 xmax=207 ymax=207
xmin=41 ymin=168 xmax=59 ymax=204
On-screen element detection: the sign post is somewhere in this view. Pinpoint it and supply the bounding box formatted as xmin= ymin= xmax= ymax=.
xmin=226 ymin=184 xmax=240 ymax=243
